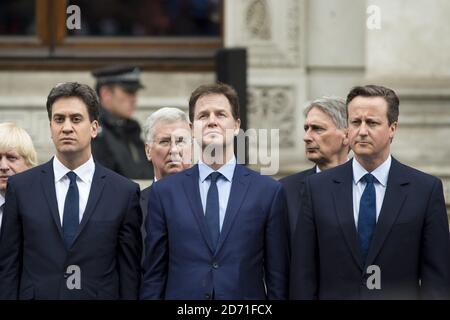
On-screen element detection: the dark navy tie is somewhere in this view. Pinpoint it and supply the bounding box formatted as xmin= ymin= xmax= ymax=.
xmin=357 ymin=173 xmax=377 ymax=262
xmin=205 ymin=172 xmax=221 ymax=249
xmin=63 ymin=171 xmax=79 ymax=249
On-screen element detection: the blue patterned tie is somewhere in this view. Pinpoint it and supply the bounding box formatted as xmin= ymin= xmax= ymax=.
xmin=205 ymin=172 xmax=221 ymax=249
xmin=63 ymin=171 xmax=79 ymax=249
xmin=357 ymin=173 xmax=377 ymax=262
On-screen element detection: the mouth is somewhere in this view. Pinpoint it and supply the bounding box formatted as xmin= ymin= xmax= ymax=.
xmin=60 ymin=138 xmax=76 ymax=143
xmin=166 ymin=159 xmax=183 ymax=166
xmin=306 ymin=148 xmax=319 ymax=152
xmin=204 ymin=131 xmax=222 ymax=136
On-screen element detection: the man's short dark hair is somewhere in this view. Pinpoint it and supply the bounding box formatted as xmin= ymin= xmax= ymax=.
xmin=346 ymin=85 xmax=399 ymax=125
xmin=46 ymin=82 xmax=100 ymax=122
xmin=188 ymin=82 xmax=240 ymax=122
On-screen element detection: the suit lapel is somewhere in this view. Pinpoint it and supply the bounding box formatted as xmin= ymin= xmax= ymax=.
xmin=71 ymin=163 xmax=107 ymax=247
xmin=182 ymin=165 xmax=215 ymax=253
xmin=365 ymin=158 xmax=409 ymax=267
xmin=215 ymin=164 xmax=251 ymax=254
xmin=332 ymin=161 xmax=364 ymax=270
xmin=40 ymin=159 xmax=64 ymax=240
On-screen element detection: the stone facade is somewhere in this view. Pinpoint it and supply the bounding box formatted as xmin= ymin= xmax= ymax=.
xmin=0 ymin=0 xmax=449 ymax=216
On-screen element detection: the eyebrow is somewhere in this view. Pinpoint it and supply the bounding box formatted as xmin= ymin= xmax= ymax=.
xmin=53 ymin=113 xmax=84 ymax=118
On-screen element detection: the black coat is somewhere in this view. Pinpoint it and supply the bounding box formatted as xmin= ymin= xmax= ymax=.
xmin=92 ymin=110 xmax=153 ymax=179
xmin=279 ymin=167 xmax=316 ymax=243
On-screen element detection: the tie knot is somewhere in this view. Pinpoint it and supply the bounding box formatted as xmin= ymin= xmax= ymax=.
xmin=209 ymin=172 xmax=222 ymax=183
xmin=67 ymin=171 xmax=77 ymax=183
xmin=362 ymin=173 xmax=376 ymax=184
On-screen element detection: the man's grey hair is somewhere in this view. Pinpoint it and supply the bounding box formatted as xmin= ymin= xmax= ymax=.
xmin=303 ymin=96 xmax=347 ymax=129
xmin=143 ymin=107 xmax=190 ymax=143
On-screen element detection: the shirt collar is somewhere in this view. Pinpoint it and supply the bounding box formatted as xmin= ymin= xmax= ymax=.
xmin=53 ymin=155 xmax=95 ymax=184
xmin=198 ymin=156 xmax=236 ymax=183
xmin=0 ymin=193 xmax=4 ymax=207
xmin=352 ymin=155 xmax=391 ymax=187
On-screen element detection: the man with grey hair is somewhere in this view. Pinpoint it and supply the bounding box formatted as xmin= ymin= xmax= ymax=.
xmin=280 ymin=97 xmax=349 ymax=242
xmin=140 ymin=107 xmax=192 ymax=218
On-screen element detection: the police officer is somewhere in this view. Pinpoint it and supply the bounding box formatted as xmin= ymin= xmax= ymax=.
xmin=91 ymin=65 xmax=153 ymax=179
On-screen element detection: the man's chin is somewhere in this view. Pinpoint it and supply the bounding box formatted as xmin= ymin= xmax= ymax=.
xmin=57 ymin=147 xmax=81 ymax=157
xmin=306 ymin=155 xmax=322 ymax=163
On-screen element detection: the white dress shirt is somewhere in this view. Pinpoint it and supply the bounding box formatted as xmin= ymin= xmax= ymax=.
xmin=0 ymin=193 xmax=5 ymax=231
xmin=53 ymin=155 xmax=95 ymax=225
xmin=352 ymin=155 xmax=391 ymax=226
xmin=198 ymin=157 xmax=236 ymax=231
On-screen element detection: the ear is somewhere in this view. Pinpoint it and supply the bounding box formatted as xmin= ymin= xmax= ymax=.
xmin=389 ymin=121 xmax=398 ymax=140
xmin=234 ymin=118 xmax=241 ymax=136
xmin=144 ymin=143 xmax=152 ymax=162
xmin=49 ymin=121 xmax=54 ymax=141
xmin=99 ymin=86 xmax=111 ymax=100
xmin=342 ymin=128 xmax=349 ymax=146
xmin=90 ymin=120 xmax=99 ymax=139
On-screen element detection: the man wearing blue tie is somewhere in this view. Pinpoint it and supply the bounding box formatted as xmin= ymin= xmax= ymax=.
xmin=141 ymin=82 xmax=290 ymax=300
xmin=290 ymin=84 xmax=450 ymax=299
xmin=0 ymin=82 xmax=142 ymax=299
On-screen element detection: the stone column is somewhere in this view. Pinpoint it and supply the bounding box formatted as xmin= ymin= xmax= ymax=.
xmin=224 ymin=0 xmax=307 ymax=175
xmin=365 ymin=0 xmax=450 ymax=214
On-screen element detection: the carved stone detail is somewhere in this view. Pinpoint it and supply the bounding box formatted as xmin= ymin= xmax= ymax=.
xmin=247 ymin=85 xmax=296 ymax=149
xmin=225 ymin=0 xmax=304 ymax=68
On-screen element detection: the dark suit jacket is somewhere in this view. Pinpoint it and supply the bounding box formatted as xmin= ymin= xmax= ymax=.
xmin=290 ymin=158 xmax=450 ymax=299
xmin=0 ymin=159 xmax=142 ymax=300
xmin=140 ymin=164 xmax=290 ymax=300
xmin=280 ymin=167 xmax=316 ymax=243
xmin=140 ymin=185 xmax=152 ymax=263
xmin=140 ymin=185 xmax=152 ymax=223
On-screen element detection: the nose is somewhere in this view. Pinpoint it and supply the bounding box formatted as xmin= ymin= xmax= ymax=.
xmin=130 ymin=94 xmax=137 ymax=106
xmin=303 ymin=128 xmax=312 ymax=143
xmin=359 ymin=122 xmax=368 ymax=135
xmin=0 ymin=157 xmax=10 ymax=172
xmin=169 ymin=140 xmax=181 ymax=154
xmin=62 ymin=118 xmax=73 ymax=133
xmin=207 ymin=114 xmax=218 ymax=126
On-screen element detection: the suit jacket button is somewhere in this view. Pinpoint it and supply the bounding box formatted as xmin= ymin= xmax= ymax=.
xmin=205 ymin=293 xmax=211 ymax=299
xmin=212 ymin=262 xmax=219 ymax=269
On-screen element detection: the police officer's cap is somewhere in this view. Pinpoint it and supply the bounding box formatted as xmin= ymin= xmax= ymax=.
xmin=92 ymin=65 xmax=144 ymax=92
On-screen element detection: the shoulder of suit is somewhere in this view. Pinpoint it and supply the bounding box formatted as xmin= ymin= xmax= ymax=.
xmin=279 ymin=168 xmax=315 ymax=186
xmin=6 ymin=162 xmax=48 ymax=187
xmin=150 ymin=167 xmax=190 ymax=192
xmin=95 ymin=163 xmax=140 ymax=190
xmin=141 ymin=185 xmax=152 ymax=197
xmin=393 ymin=160 xmax=440 ymax=184
xmin=238 ymin=165 xmax=281 ymax=188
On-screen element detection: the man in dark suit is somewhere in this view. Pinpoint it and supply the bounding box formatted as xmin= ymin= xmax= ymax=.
xmin=280 ymin=97 xmax=349 ymax=240
xmin=141 ymin=82 xmax=289 ymax=300
xmin=0 ymin=82 xmax=142 ymax=299
xmin=290 ymin=85 xmax=450 ymax=299
xmin=139 ymin=107 xmax=192 ymax=218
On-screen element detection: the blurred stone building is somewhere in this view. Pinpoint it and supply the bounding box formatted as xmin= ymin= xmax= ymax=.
xmin=0 ymin=0 xmax=449 ymax=216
